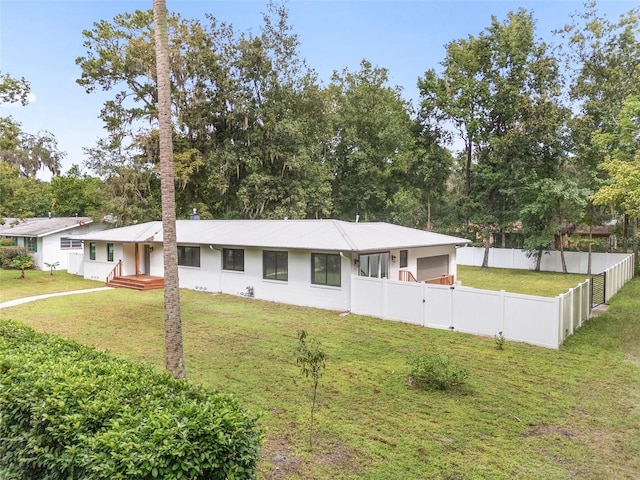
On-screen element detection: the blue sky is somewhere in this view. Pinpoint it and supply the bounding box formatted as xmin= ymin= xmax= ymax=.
xmin=0 ymin=0 xmax=636 ymax=177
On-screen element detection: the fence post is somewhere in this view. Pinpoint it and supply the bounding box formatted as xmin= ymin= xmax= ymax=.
xmin=499 ymin=290 xmax=506 ymax=335
xmin=556 ymin=295 xmax=563 ymax=347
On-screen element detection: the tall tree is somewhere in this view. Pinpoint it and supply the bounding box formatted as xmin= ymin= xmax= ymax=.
xmin=592 ymin=95 xmax=640 ymax=264
xmin=154 ymin=0 xmax=185 ymax=379
xmin=558 ymin=2 xmax=640 ymax=251
xmin=327 ymin=60 xmax=414 ymax=222
xmin=418 ymin=9 xmax=569 ymax=262
xmin=49 ymin=165 xmax=106 ymax=217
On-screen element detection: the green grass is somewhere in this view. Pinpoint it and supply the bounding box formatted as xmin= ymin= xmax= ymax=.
xmin=0 ymin=270 xmax=638 ymax=479
xmin=457 ymin=265 xmax=589 ymax=297
xmin=0 ymin=269 xmax=103 ymax=303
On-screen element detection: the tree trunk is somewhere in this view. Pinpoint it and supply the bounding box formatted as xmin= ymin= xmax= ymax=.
xmin=535 ymin=248 xmax=542 ymax=272
xmin=633 ymin=216 xmax=639 ymax=268
xmin=154 ymin=0 xmax=186 ymax=379
xmin=465 ymin=138 xmax=472 ymax=197
xmin=587 ymin=224 xmax=592 ymax=275
xmin=426 ymin=191 xmax=432 ymax=231
xmin=559 ymin=230 xmax=568 ymax=274
xmin=481 ymin=233 xmax=490 ymax=268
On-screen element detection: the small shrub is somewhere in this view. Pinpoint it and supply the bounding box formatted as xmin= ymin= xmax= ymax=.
xmin=407 ymin=351 xmax=469 ymax=391
xmin=0 ymin=246 xmax=29 ymax=269
xmin=44 ymin=261 xmax=60 ymax=275
xmin=495 ymin=331 xmax=506 ymax=350
xmin=9 ymin=254 xmax=33 ymax=278
xmin=296 ymin=330 xmax=326 ymax=450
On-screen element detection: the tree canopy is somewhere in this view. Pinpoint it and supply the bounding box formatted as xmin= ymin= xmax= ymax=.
xmin=1 ymin=1 xmax=638 ymax=265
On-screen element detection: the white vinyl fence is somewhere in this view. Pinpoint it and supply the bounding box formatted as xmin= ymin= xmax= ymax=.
xmin=350 ymin=254 xmax=635 ymax=349
xmin=457 ymin=247 xmax=631 ymax=275
xmin=66 ymin=252 xmax=84 ymax=276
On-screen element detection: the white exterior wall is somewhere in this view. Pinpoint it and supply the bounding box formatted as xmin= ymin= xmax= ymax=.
xmin=77 ymin=241 xmax=460 ymax=314
xmin=82 ymin=241 xmax=125 ymax=282
xmin=178 ymin=246 xmax=353 ymax=311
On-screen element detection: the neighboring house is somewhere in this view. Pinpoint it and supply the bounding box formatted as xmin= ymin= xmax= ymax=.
xmin=0 ymin=217 xmax=102 ymax=271
xmin=73 ymin=219 xmax=470 ymax=311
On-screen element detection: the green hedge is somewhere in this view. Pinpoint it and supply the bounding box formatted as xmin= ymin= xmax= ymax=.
xmin=0 ymin=245 xmax=31 ymax=269
xmin=0 ymin=321 xmax=262 ymax=479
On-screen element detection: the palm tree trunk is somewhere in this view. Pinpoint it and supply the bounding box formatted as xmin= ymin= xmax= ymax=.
xmin=154 ymin=0 xmax=186 ymax=379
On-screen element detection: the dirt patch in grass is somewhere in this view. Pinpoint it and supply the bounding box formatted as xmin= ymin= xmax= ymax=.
xmin=259 ymin=432 xmax=364 ymax=480
xmin=525 ymin=424 xmax=573 ymax=438
xmin=260 ymin=434 xmax=303 ymax=480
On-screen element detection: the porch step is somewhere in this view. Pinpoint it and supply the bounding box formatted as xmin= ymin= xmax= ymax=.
xmin=108 ymin=276 xmax=164 ymax=291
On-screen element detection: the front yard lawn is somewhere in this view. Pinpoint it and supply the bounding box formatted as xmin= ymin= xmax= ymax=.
xmin=1 ymin=272 xmax=638 ymax=479
xmin=0 ymin=269 xmax=102 ymax=303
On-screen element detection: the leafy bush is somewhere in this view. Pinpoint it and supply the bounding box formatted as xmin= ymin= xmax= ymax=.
xmin=0 ymin=320 xmax=262 ymax=479
xmin=407 ymin=351 xmax=469 ymax=391
xmin=0 ymin=238 xmax=16 ymax=247
xmin=0 ymin=246 xmax=31 ymax=269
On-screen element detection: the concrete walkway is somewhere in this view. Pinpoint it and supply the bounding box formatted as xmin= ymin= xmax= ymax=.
xmin=0 ymin=287 xmax=113 ymax=309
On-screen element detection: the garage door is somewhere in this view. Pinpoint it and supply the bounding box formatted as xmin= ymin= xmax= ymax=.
xmin=417 ymin=255 xmax=449 ymax=282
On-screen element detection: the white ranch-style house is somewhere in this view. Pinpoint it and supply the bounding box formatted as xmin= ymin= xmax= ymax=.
xmin=0 ymin=216 xmax=102 ymax=271
xmin=72 ymin=219 xmax=471 ymax=311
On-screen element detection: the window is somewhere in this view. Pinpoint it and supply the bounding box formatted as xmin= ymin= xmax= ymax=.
xmin=223 ymin=248 xmax=244 ymax=272
xmin=358 ymin=252 xmax=389 ymax=278
xmin=107 ymin=243 xmax=114 ymax=262
xmin=178 ymin=246 xmax=200 ymax=267
xmin=312 ymin=253 xmax=341 ymax=287
xmin=25 ymin=237 xmax=37 ymax=253
xmin=60 ymin=237 xmax=82 ymax=249
xmin=89 ymin=242 xmax=96 ymax=261
xmin=400 ymin=250 xmax=408 ymax=268
xmin=263 ymin=250 xmax=288 ymax=281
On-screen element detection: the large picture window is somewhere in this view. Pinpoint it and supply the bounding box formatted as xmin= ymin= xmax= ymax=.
xmin=359 ymin=252 xmax=389 ymax=279
xmin=263 ymin=250 xmax=288 ymax=281
xmin=311 ymin=253 xmax=341 ymax=287
xmin=107 ymin=243 xmax=114 ymax=262
xmin=178 ymin=246 xmax=200 ymax=267
xmin=89 ymin=242 xmax=96 ymax=260
xmin=223 ymin=248 xmax=244 ymax=271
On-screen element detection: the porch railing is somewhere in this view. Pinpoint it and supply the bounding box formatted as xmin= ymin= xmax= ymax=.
xmin=425 ymin=274 xmax=455 ymax=286
xmin=398 ymin=270 xmax=418 ymax=282
xmin=398 ymin=270 xmax=455 ymax=286
xmin=106 ymin=259 xmax=122 ymax=285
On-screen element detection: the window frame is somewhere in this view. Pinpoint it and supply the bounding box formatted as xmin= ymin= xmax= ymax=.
xmin=263 ymin=250 xmax=288 ymax=282
xmin=25 ymin=237 xmax=38 ymax=253
xmin=400 ymin=249 xmax=408 ymax=268
xmin=89 ymin=242 xmax=96 ymax=261
xmin=222 ymin=248 xmax=245 ymax=272
xmin=311 ymin=253 xmax=341 ymax=287
xmin=177 ymin=245 xmax=201 ymax=268
xmin=358 ymin=252 xmax=390 ymax=279
xmin=107 ymin=243 xmax=114 ymax=262
xmin=60 ymin=237 xmax=82 ymax=250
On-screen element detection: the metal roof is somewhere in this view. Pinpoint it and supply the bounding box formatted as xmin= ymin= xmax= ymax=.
xmin=0 ymin=217 xmax=93 ymax=237
xmin=73 ymin=219 xmax=470 ymax=252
